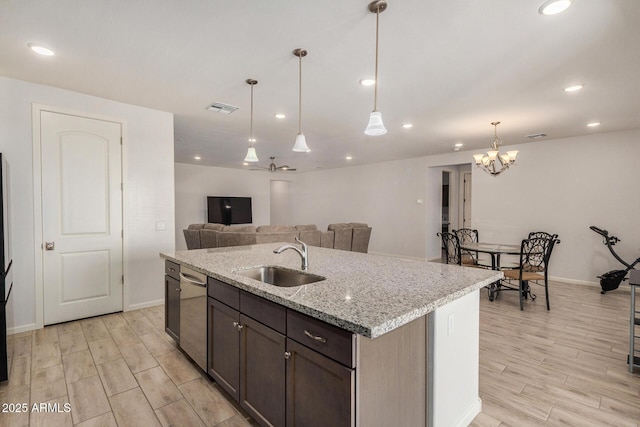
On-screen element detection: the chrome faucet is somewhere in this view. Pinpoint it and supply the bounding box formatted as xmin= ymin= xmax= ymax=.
xmin=273 ymin=238 xmax=309 ymax=271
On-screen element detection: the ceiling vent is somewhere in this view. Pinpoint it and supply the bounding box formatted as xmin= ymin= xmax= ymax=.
xmin=207 ymin=102 xmax=240 ymax=114
xmin=526 ymin=133 xmax=547 ymax=139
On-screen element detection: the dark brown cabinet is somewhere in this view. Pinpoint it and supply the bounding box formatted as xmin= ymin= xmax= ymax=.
xmin=206 ymin=275 xmax=355 ymax=427
xmin=208 ymin=297 xmax=240 ymax=400
xmin=240 ymin=314 xmax=286 ymax=426
xmin=164 ymin=261 xmax=180 ymax=342
xmin=286 ymin=338 xmax=354 ymax=427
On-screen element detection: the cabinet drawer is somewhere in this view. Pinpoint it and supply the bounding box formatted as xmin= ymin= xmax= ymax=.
xmin=165 ymin=260 xmax=180 ymax=280
xmin=287 ymin=310 xmax=355 ymax=368
xmin=240 ymin=291 xmax=286 ymax=335
xmin=208 ymin=277 xmax=240 ymax=310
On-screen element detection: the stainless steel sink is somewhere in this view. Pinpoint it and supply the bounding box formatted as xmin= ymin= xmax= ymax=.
xmin=236 ymin=266 xmax=325 ymax=287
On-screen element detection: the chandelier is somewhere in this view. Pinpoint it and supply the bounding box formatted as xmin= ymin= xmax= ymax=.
xmin=473 ymin=121 xmax=518 ymax=176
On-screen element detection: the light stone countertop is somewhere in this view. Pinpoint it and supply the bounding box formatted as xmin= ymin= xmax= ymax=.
xmin=161 ymin=244 xmax=502 ymax=339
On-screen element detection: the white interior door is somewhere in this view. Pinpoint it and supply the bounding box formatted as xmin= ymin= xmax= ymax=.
xmin=463 ymin=172 xmax=472 ymax=229
xmin=41 ymin=111 xmax=123 ymax=325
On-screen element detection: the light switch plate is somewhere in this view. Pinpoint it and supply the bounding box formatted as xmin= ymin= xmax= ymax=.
xmin=155 ymin=220 xmax=166 ymax=231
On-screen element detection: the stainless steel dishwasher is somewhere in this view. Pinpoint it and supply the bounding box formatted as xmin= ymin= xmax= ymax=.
xmin=179 ymin=267 xmax=207 ymax=371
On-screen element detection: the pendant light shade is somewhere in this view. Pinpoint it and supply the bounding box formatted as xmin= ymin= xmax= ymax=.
xmin=244 ymin=79 xmax=259 ymax=162
xmin=293 ymin=133 xmax=310 ymax=152
xmin=244 ymin=146 xmax=259 ymax=163
xmin=292 ymin=48 xmax=311 ymax=152
xmin=365 ymin=111 xmax=386 ymax=136
xmin=364 ymin=0 xmax=388 ymax=136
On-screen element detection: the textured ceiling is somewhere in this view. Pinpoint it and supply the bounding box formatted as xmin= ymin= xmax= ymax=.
xmin=1 ymin=0 xmax=639 ymax=172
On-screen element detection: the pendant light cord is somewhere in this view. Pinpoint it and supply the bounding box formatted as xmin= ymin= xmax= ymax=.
xmin=250 ymin=83 xmax=254 ymax=143
xmin=298 ymin=53 xmax=302 ymax=134
xmin=373 ymin=7 xmax=380 ymax=112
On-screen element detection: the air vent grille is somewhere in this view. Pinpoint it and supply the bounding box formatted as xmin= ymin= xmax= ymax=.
xmin=526 ymin=133 xmax=547 ymax=139
xmin=207 ymin=102 xmax=240 ymax=114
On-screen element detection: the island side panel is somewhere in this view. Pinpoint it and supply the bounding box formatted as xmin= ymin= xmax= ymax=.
xmin=355 ymin=315 xmax=428 ymax=427
xmin=428 ymin=289 xmax=481 ymax=427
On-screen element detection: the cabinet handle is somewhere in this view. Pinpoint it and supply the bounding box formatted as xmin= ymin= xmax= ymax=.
xmin=284 ymin=351 xmax=291 ymax=360
xmin=304 ymin=330 xmax=327 ymax=343
xmin=176 ymin=288 xmax=181 ymax=292
xmin=233 ymin=322 xmax=244 ymax=331
xmin=168 ymin=267 xmax=176 ymax=272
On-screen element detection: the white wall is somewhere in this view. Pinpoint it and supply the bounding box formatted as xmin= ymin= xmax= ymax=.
xmin=468 ymin=129 xmax=640 ymax=284
xmin=174 ymin=163 xmax=294 ymax=250
xmin=293 ymin=158 xmax=428 ymax=258
xmin=173 ymin=129 xmax=639 ymax=285
xmin=0 ymin=76 xmax=175 ymax=332
xmin=270 ymin=180 xmax=295 ymax=225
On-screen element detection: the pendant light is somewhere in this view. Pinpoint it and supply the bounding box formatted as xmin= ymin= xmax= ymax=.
xmin=364 ymin=0 xmax=388 ymax=136
xmin=244 ymin=79 xmax=259 ymax=163
xmin=292 ymin=48 xmax=311 ymax=152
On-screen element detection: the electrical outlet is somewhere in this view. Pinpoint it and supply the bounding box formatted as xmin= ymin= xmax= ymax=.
xmin=155 ymin=220 xmax=166 ymax=231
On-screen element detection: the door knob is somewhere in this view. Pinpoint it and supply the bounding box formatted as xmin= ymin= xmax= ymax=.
xmin=45 ymin=242 xmax=55 ymax=251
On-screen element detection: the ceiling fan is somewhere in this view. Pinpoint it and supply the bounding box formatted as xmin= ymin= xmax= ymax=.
xmin=250 ymin=156 xmax=296 ymax=172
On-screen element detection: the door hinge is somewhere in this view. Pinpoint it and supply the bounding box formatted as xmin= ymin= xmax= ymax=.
xmin=121 ymin=230 xmax=124 ymax=238
xmin=120 ymin=137 xmax=123 ymax=145
xmin=121 ymin=183 xmax=123 ymax=191
xmin=122 ymin=275 xmax=124 ymax=285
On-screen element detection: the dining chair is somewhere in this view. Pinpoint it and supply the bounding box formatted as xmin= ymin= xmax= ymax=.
xmin=452 ymin=228 xmax=479 ymax=265
xmin=502 ymin=236 xmax=559 ymax=310
xmin=437 ymin=232 xmax=477 ymax=266
xmin=528 ymin=231 xmax=558 ymax=242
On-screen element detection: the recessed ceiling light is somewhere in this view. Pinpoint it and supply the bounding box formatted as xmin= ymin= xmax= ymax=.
xmin=274 ymin=113 xmax=286 ymax=119
xmin=28 ymin=43 xmax=55 ymax=56
xmin=539 ymin=0 xmax=572 ymax=16
xmin=454 ymin=143 xmax=464 ymax=147
xmin=564 ymin=84 xmax=584 ymax=92
xmin=243 ymin=162 xmax=249 ymax=166
xmin=453 ymin=147 xmax=460 ymax=152
xmin=194 ymin=156 xmax=201 ymax=160
xmin=587 ymin=122 xmax=600 ymax=127
xmin=359 ymin=78 xmax=375 ymax=86
xmin=402 ymin=124 xmax=413 ymax=129
xmin=248 ymin=138 xmax=256 ymax=143
xmin=345 ymin=156 xmax=353 ymax=160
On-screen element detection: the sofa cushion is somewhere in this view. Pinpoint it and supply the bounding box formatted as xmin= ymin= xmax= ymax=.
xmin=187 ymin=224 xmax=205 ymax=230
xmin=200 ymin=229 xmax=219 ymax=249
xmin=328 ymin=223 xmax=350 ymax=230
xmin=217 ymin=232 xmax=257 ymax=247
xmin=295 ymin=224 xmax=318 ymax=231
xmin=203 ymin=223 xmax=225 ymax=231
xmin=348 ymin=222 xmax=369 ymax=228
xmin=351 ymin=227 xmax=372 ymax=253
xmin=255 ymin=232 xmax=299 ymax=244
xmin=222 ymin=225 xmax=256 ymax=233
xmin=320 ymin=231 xmax=334 ymax=248
xmin=183 ymin=229 xmax=201 ymax=249
xmin=299 ymin=229 xmax=321 ymax=247
xmin=256 ymin=225 xmax=297 ymax=233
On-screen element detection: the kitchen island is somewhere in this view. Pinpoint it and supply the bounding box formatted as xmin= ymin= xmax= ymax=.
xmin=161 ymin=243 xmax=501 ymax=427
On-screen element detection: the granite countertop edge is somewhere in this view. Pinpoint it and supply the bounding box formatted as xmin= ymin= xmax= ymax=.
xmin=160 ymin=246 xmax=502 ymax=339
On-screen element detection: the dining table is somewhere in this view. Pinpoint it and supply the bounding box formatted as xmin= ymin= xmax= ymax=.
xmin=459 ymin=242 xmax=522 ymax=301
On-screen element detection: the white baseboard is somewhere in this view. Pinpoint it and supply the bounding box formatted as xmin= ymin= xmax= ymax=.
xmin=455 ymin=397 xmax=482 ymax=427
xmin=8 ymin=323 xmax=37 ymax=335
xmin=125 ymin=299 xmax=164 ymax=311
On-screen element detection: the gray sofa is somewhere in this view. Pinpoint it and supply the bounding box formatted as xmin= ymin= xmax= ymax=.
xmin=183 ymin=222 xmax=371 ymax=253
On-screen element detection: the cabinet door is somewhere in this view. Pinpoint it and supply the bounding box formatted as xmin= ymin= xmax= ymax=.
xmin=286 ymin=338 xmax=355 ymax=427
xmin=208 ymin=297 xmax=240 ymax=400
xmin=240 ymin=314 xmax=286 ymax=427
xmin=164 ymin=275 xmax=180 ymax=342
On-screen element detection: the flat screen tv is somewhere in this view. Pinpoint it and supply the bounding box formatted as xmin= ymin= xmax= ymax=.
xmin=207 ymin=196 xmax=252 ymax=225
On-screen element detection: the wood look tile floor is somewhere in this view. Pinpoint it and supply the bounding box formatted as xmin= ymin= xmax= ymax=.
xmin=471 ymin=280 xmax=640 ymax=427
xmin=0 ymin=306 xmax=254 ymax=427
xmin=1 ymin=280 xmax=639 ymax=426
